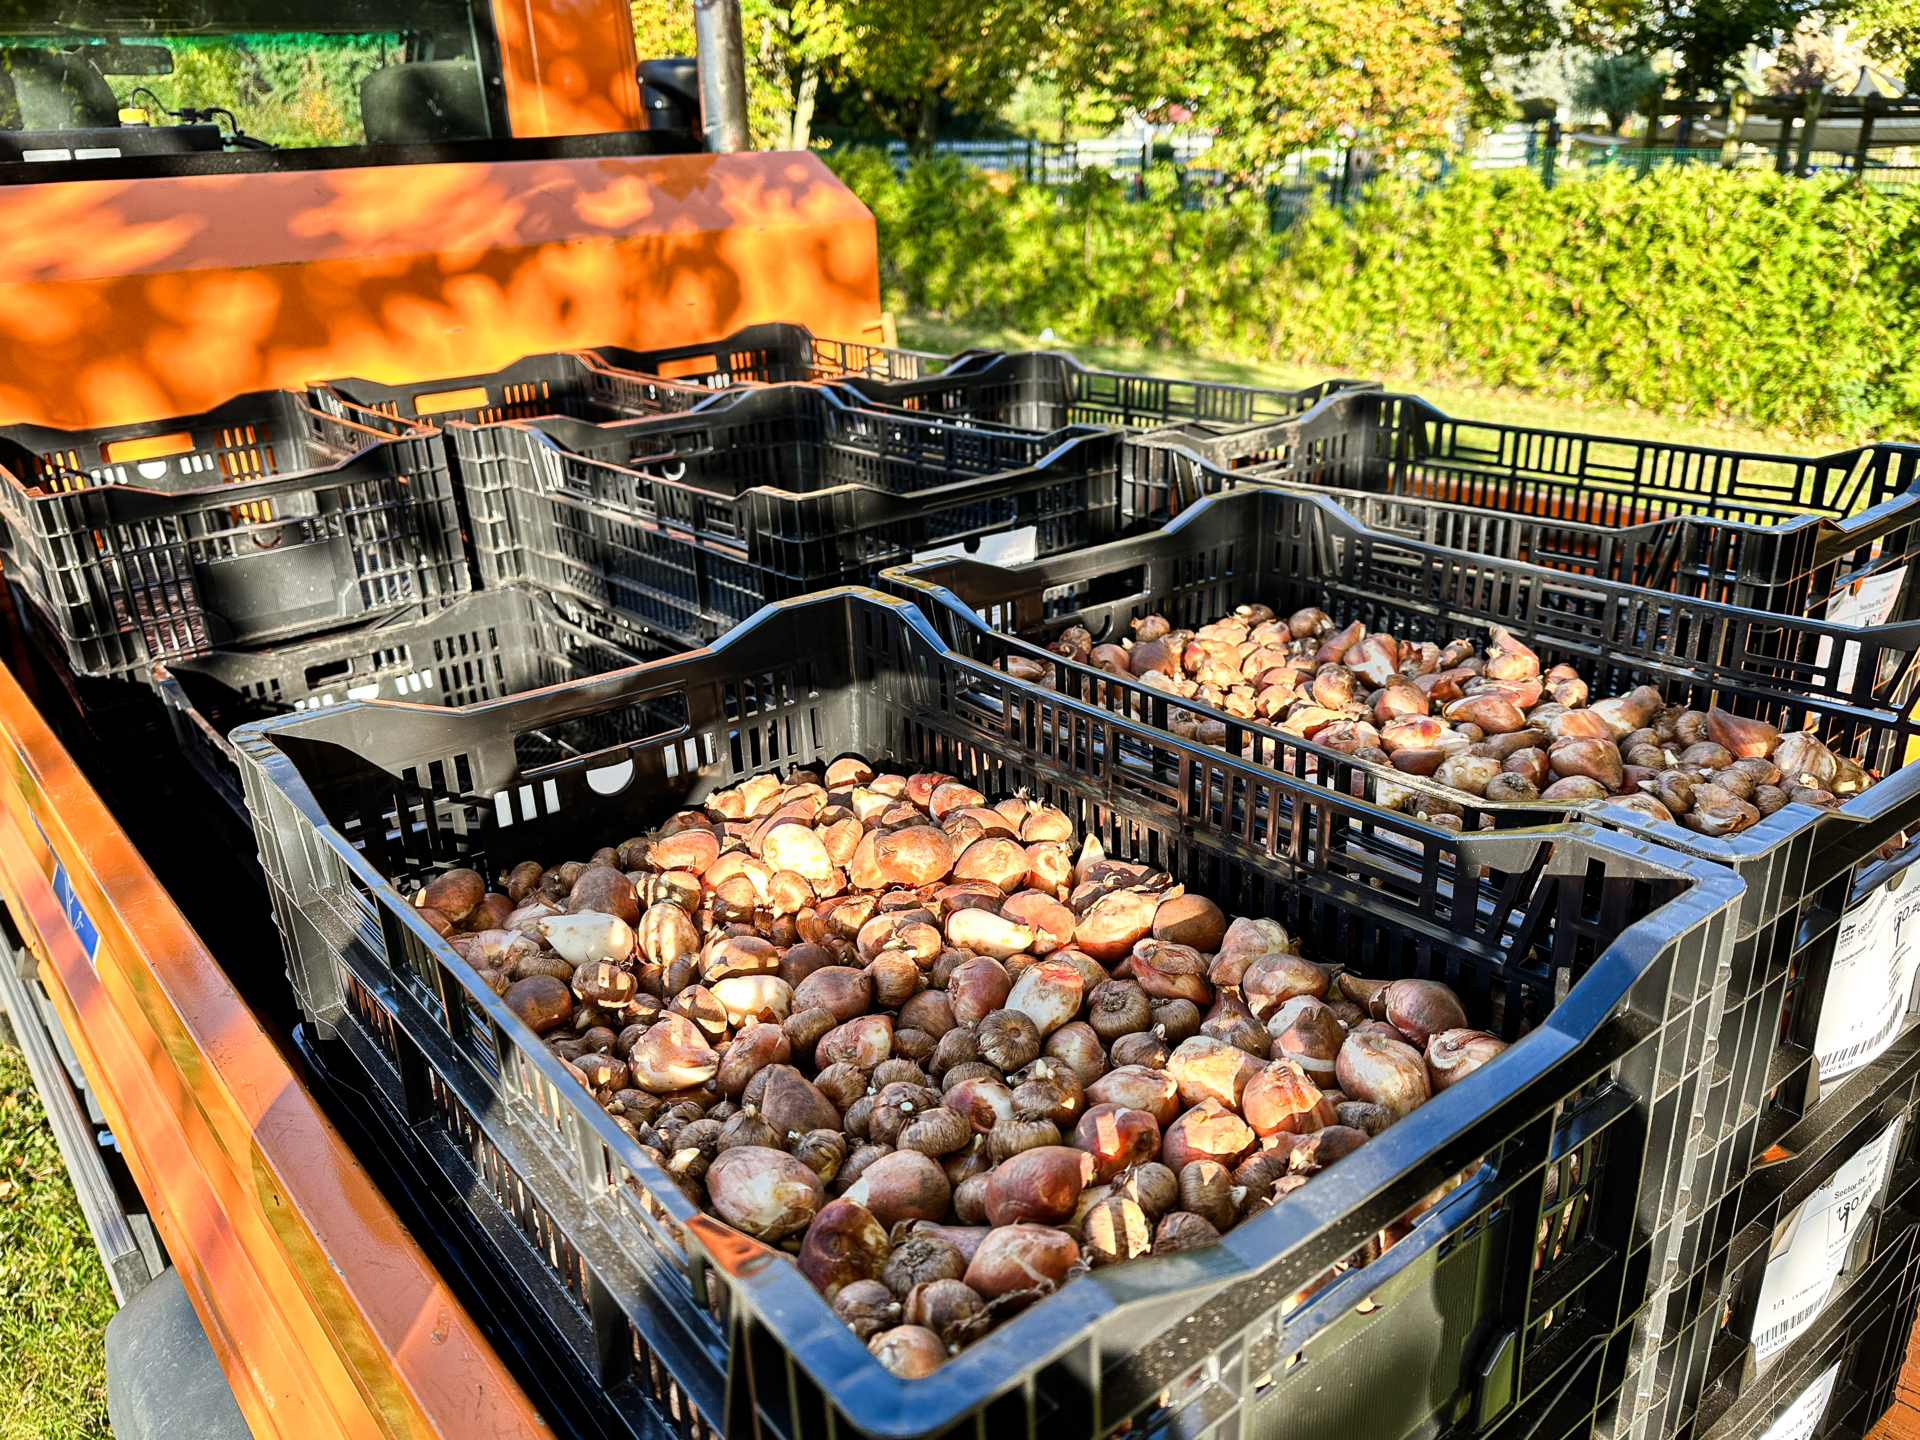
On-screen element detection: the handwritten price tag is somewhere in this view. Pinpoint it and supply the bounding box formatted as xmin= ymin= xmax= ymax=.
xmin=1752 ymin=1115 xmax=1905 ymax=1362
xmin=1815 ymin=868 xmax=1920 ymax=1084
xmin=1816 ymin=566 xmax=1908 ymax=692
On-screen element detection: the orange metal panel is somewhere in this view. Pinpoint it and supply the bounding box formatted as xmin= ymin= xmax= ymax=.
xmin=0 ymin=659 xmax=547 ymax=1439
xmin=493 ymin=0 xmax=644 ymax=137
xmin=0 ymin=150 xmax=882 ymax=428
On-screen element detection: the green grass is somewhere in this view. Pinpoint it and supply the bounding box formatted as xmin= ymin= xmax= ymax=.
xmin=0 ymin=1040 xmax=114 ymax=1440
xmin=898 ymin=317 xmax=1833 ymax=458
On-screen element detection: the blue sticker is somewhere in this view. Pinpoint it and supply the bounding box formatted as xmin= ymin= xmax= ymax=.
xmin=29 ymin=811 xmax=101 ymax=965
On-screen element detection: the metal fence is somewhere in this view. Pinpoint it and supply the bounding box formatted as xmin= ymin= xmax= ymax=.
xmin=822 ymin=119 xmax=1920 ymax=234
xmin=830 ymin=134 xmax=1217 ymax=185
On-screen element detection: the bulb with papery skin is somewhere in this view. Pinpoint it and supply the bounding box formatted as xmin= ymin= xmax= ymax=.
xmin=1241 ymin=1060 xmax=1336 ymax=1137
xmin=538 ymin=911 xmax=637 ymax=965
xmin=982 ymin=1146 xmax=1096 ymax=1225
xmin=1072 ymin=1104 xmax=1163 ymax=1181
xmin=962 ymin=1224 xmax=1080 ymax=1308
xmin=1335 ymin=1031 xmax=1430 ymax=1120
xmin=799 ymin=1198 xmax=891 ymax=1299
xmin=1381 ymin=979 xmax=1468 ymax=1048
xmin=705 ymin=1146 xmax=825 ymax=1240
xmin=1426 ymin=1029 xmax=1510 ymax=1091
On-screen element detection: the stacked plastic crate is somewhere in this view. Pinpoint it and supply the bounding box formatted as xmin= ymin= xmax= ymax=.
xmin=56 ymin=320 xmax=1920 ymax=1440
xmin=838 ymin=365 xmax=1920 ymax=1440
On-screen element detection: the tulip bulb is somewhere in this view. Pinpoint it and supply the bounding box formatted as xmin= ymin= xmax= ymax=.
xmin=538 ymin=911 xmax=637 ymax=965
xmin=1426 ymin=1029 xmax=1510 ymax=1091
xmin=963 ymin=1224 xmax=1080 ymax=1308
xmin=1381 ymin=979 xmax=1468 ymax=1047
xmin=1005 ymin=960 xmax=1086 ymax=1037
xmin=705 ymin=1146 xmax=826 ymax=1240
xmin=1335 ymin=1031 xmax=1430 ymax=1119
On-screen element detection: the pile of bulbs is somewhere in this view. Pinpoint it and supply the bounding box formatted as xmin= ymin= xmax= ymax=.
xmin=407 ymin=759 xmax=1507 ymax=1377
xmin=1014 ymin=607 xmax=1881 ymax=839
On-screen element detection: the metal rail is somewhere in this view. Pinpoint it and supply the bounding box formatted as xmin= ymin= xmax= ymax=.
xmin=0 ymin=942 xmax=153 ymax=1303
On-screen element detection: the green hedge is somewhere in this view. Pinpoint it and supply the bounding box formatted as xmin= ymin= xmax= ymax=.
xmin=829 ymin=149 xmax=1920 ymax=438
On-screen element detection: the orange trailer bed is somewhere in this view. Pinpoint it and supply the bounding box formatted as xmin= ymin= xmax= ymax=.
xmin=0 ymin=646 xmax=553 ymax=1438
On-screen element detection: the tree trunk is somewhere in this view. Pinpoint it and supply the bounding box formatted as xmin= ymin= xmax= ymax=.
xmin=790 ymin=64 xmax=818 ymax=150
xmin=911 ymin=90 xmax=939 ymax=155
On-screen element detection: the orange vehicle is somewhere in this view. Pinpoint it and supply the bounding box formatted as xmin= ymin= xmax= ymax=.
xmin=0 ymin=4 xmax=878 ymax=1435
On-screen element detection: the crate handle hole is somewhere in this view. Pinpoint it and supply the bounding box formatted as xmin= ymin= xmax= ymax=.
xmin=587 ymin=759 xmax=634 ymax=794
xmin=413 ymin=386 xmax=490 ymax=417
xmin=102 ymin=431 xmax=192 ymax=465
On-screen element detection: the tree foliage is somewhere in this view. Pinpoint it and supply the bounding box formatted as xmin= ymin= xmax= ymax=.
xmin=1826 ymin=0 xmax=1920 ymax=77
xmin=829 ymin=0 xmax=1058 ymax=150
xmin=1572 ymin=52 xmax=1660 ymax=129
xmin=1051 ymin=0 xmax=1463 ymax=176
xmin=832 ymin=148 xmax=1920 ymax=438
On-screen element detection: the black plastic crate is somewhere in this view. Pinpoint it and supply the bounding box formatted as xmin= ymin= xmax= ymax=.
xmin=1128 ymin=391 xmax=1920 ymax=620
xmin=1655 ymin=1032 xmax=1920 ymax=1439
xmin=452 ymin=384 xmax=1121 ymax=647
xmin=0 ymin=391 xmax=471 ymax=678
xmin=833 ymin=348 xmax=1378 ymax=444
xmin=295 ymin=1023 xmax=724 ymax=1440
xmin=232 ymin=587 xmax=1742 ymax=1440
xmin=885 ymin=485 xmax=1920 ymax=1172
xmin=153 ymin=587 xmax=658 ymax=824
xmin=590 ymin=320 xmax=945 ymax=389
xmin=313 ymin=350 xmax=722 ymax=430
xmin=1687 ymin=1198 xmax=1920 ymax=1440
xmin=1679 ymin=845 xmax=1920 ymax=1287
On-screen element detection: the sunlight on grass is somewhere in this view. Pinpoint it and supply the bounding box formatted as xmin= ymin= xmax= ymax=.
xmin=900 ymin=317 xmax=1834 ymax=459
xmin=0 ymin=1041 xmax=114 ymax=1440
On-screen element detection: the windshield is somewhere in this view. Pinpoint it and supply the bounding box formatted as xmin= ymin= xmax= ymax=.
xmin=0 ymin=2 xmax=503 ymax=150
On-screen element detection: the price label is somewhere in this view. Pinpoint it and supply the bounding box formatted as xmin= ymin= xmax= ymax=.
xmin=1816 ymin=566 xmax=1907 ymax=692
xmin=1755 ymin=1362 xmax=1842 ymax=1440
xmin=1814 ymin=869 xmax=1920 ymax=1084
xmin=1752 ymin=1115 xmax=1905 ymax=1362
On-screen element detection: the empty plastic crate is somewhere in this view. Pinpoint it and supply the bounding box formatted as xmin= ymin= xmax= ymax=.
xmin=154 ymin=587 xmax=658 ymax=823
xmin=833 ymin=346 xmax=1380 ymax=438
xmin=233 ymin=587 xmax=1742 ymax=1440
xmin=313 ymin=350 xmax=722 ymax=430
xmin=452 ymin=383 xmax=1121 ymax=647
xmin=1129 ymin=390 xmax=1920 ymax=620
xmin=883 ymin=483 xmax=1920 ymax=1306
xmin=591 ymin=320 xmax=945 ymax=389
xmin=0 ymin=391 xmax=470 ymax=678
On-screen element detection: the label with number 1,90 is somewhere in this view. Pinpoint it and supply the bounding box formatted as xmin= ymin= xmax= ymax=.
xmin=1815 ymin=871 xmax=1920 ymax=1085
xmin=1752 ymin=1115 xmax=1905 ymax=1363
xmin=1816 ymin=566 xmax=1908 ymax=692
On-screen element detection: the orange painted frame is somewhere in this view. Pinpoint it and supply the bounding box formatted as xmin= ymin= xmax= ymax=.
xmin=492 ymin=0 xmax=645 ymax=137
xmin=0 ymin=657 xmax=547 ymax=1440
xmin=0 ymin=150 xmax=882 ymax=429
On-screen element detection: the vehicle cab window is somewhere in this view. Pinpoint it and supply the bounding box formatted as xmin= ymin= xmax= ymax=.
xmin=0 ymin=2 xmax=506 ymax=164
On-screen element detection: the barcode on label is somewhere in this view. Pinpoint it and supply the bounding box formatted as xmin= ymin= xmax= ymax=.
xmin=1757 ymin=1299 xmax=1824 ymax=1351
xmin=1824 ymin=1007 xmax=1907 ymax=1071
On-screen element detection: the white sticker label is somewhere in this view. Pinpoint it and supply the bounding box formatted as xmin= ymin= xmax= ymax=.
xmin=1753 ymin=1115 xmax=1905 ymax=1362
xmin=1816 ymin=566 xmax=1907 ymax=692
xmin=912 ymin=524 xmax=1039 ymax=568
xmin=1755 ymin=1362 xmax=1842 ymax=1440
xmin=1814 ymin=869 xmax=1920 ymax=1083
